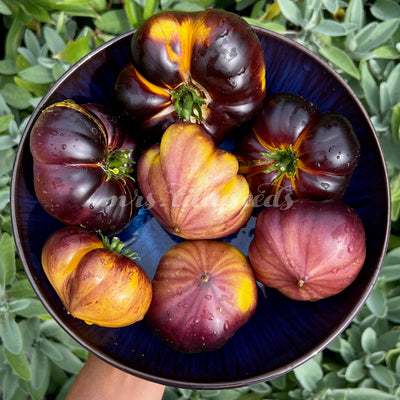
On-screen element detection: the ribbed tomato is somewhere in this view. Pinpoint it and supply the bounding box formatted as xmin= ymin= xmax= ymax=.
xmin=236 ymin=93 xmax=360 ymax=204
xmin=114 ymin=9 xmax=266 ymax=145
xmin=30 ymin=100 xmax=139 ymax=235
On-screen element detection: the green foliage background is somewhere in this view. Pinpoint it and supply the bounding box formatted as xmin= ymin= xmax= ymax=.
xmin=1 ymin=0 xmax=400 ymax=399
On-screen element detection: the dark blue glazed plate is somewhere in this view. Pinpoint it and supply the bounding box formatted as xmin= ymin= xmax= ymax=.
xmin=10 ymin=27 xmax=391 ymax=389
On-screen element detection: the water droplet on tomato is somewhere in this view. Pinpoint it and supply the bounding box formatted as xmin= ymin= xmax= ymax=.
xmin=321 ymin=182 xmax=331 ymax=190
xmin=223 ymin=320 xmax=230 ymax=331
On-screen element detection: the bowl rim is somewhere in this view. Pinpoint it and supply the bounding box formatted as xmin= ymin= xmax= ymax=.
xmin=10 ymin=25 xmax=392 ymax=389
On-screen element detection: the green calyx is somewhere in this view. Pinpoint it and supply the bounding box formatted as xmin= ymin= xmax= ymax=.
xmin=261 ymin=145 xmax=298 ymax=180
xmin=171 ymin=83 xmax=206 ymax=123
xmin=105 ymin=149 xmax=135 ymax=182
xmin=101 ymin=235 xmax=140 ymax=260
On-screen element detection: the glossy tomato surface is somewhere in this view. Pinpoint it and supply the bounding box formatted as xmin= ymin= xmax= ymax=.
xmin=30 ymin=101 xmax=139 ymax=235
xmin=236 ymin=93 xmax=361 ymax=203
xmin=114 ymin=9 xmax=266 ymax=144
xmin=11 ymin=27 xmax=390 ymax=389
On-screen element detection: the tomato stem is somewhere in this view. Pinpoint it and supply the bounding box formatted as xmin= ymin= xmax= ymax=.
xmin=261 ymin=145 xmax=298 ymax=180
xmin=105 ymin=149 xmax=135 ymax=182
xmin=171 ymin=83 xmax=206 ymax=123
xmin=101 ymin=235 xmax=140 ymax=260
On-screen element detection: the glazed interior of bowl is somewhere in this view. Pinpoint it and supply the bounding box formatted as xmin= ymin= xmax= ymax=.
xmin=10 ymin=26 xmax=391 ymax=389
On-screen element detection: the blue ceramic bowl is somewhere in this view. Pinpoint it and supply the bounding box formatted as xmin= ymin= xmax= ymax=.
xmin=10 ymin=26 xmax=391 ymax=389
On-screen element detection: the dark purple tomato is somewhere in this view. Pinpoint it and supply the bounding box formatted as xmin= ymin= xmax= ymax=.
xmin=236 ymin=93 xmax=360 ymax=205
xmin=30 ymin=100 xmax=140 ymax=235
xmin=114 ymin=9 xmax=266 ymax=145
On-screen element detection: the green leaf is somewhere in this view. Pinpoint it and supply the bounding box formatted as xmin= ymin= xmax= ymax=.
xmin=0 ymin=232 xmax=16 ymax=287
xmin=385 ymin=347 xmax=400 ymax=371
xmin=371 ymin=0 xmax=400 ymax=21
xmin=243 ymin=18 xmax=286 ymax=34
xmin=1 ymin=368 xmax=20 ymax=400
xmin=361 ymin=327 xmax=377 ymax=353
xmin=373 ymin=45 xmax=400 ymax=60
xmin=0 ymin=318 xmax=24 ymax=354
xmin=95 ymin=9 xmax=132 ymax=35
xmin=339 ymin=337 xmax=356 ymax=364
xmin=58 ymin=34 xmax=93 ymax=64
xmin=43 ymin=26 xmax=67 ymax=55
xmin=324 ymin=387 xmax=397 ymax=399
xmin=0 ymin=83 xmax=33 ymax=110
xmin=0 ymin=0 xmax=12 ymax=15
xmin=277 ymin=0 xmax=303 ymax=26
xmin=37 ymin=338 xmax=63 ymax=362
xmin=49 ymin=344 xmax=84 ymax=374
xmin=30 ymin=346 xmax=50 ymax=390
xmin=344 ymin=0 xmax=365 ymax=28
xmin=7 ymin=278 xmax=36 ymax=298
xmin=314 ymin=20 xmax=357 ymax=36
xmin=293 ymin=357 xmax=323 ymax=391
xmin=369 ymin=365 xmax=397 ymax=388
xmin=391 ymin=103 xmax=400 ymax=142
xmin=0 ymin=59 xmax=17 ymax=75
xmin=355 ymin=19 xmax=400 ymax=54
xmin=366 ymin=288 xmax=387 ymax=317
xmin=360 ymin=60 xmax=379 ymax=115
xmin=0 ymin=114 xmax=14 ymax=132
xmin=387 ymin=296 xmax=400 ymax=323
xmin=23 ymin=29 xmax=42 ymax=59
xmin=4 ymin=348 xmax=32 ymax=381
xmin=345 ymin=359 xmax=366 ymax=382
xmin=323 ymin=0 xmax=339 ymax=14
xmin=386 ymin=64 xmax=400 ymax=107
xmin=319 ymin=44 xmax=360 ymax=79
xmin=18 ymin=64 xmax=55 ymax=84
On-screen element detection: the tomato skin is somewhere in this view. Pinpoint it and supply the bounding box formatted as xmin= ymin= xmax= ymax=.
xmin=30 ymin=101 xmax=139 ymax=235
xmin=41 ymin=226 xmax=152 ymax=327
xmin=114 ymin=9 xmax=266 ymax=144
xmin=146 ymin=240 xmax=258 ymax=353
xmin=236 ymin=93 xmax=361 ymax=203
xmin=248 ymin=199 xmax=366 ymax=301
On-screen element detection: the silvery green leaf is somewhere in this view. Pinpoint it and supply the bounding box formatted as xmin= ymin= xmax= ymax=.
xmin=344 ymin=0 xmax=365 ymax=28
xmin=277 ymin=0 xmax=304 ymax=26
xmin=377 ymin=330 xmax=400 ymax=352
xmin=391 ymin=103 xmax=400 ymax=143
xmin=324 ymin=387 xmax=397 ymax=399
xmin=38 ymin=56 xmax=58 ymax=69
xmin=0 ymin=0 xmax=12 ymax=15
xmin=43 ymin=26 xmax=66 ymax=55
xmin=294 ymin=357 xmax=323 ymax=392
xmin=0 ymin=59 xmax=17 ymax=75
xmin=0 ymin=232 xmax=16 ymax=287
xmin=360 ymin=60 xmax=380 ymax=115
xmin=355 ymin=19 xmax=400 ymax=53
xmin=23 ymin=29 xmax=42 ymax=58
xmin=14 ymin=298 xmax=48 ymax=318
xmin=366 ymin=288 xmax=387 ymax=317
xmin=0 ymin=93 xmax=12 ymax=115
xmin=8 ymin=299 xmax=33 ymax=314
xmin=1 ymin=368 xmax=20 ymax=400
xmin=345 ymin=359 xmax=365 ymax=382
xmin=7 ymin=278 xmax=36 ymax=298
xmin=0 ymin=148 xmax=15 ymax=175
xmin=0 ymin=83 xmax=33 ymax=110
xmin=369 ymin=365 xmax=397 ymax=388
xmin=387 ymin=296 xmax=400 ymax=323
xmin=361 ymin=327 xmax=377 ymax=353
xmin=314 ymin=20 xmax=357 ymax=36
xmin=386 ymin=64 xmax=400 ymax=106
xmin=49 ymin=344 xmax=85 ymax=374
xmin=319 ymin=44 xmax=360 ymax=79
xmin=37 ymin=338 xmax=63 ymax=362
xmin=379 ymin=82 xmax=391 ymax=119
xmin=30 ymin=346 xmax=50 ymax=390
xmin=95 ymin=9 xmax=133 ymax=35
xmin=19 ymin=64 xmax=54 ymax=84
xmin=7 ymin=119 xmax=21 ymax=143
xmin=0 ymin=318 xmax=24 ymax=355
xmin=17 ymin=47 xmax=38 ymax=66
xmin=371 ymin=0 xmax=400 ymax=21
xmin=323 ymin=0 xmax=339 ymax=13
xmin=0 ymin=115 xmax=14 ymax=133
